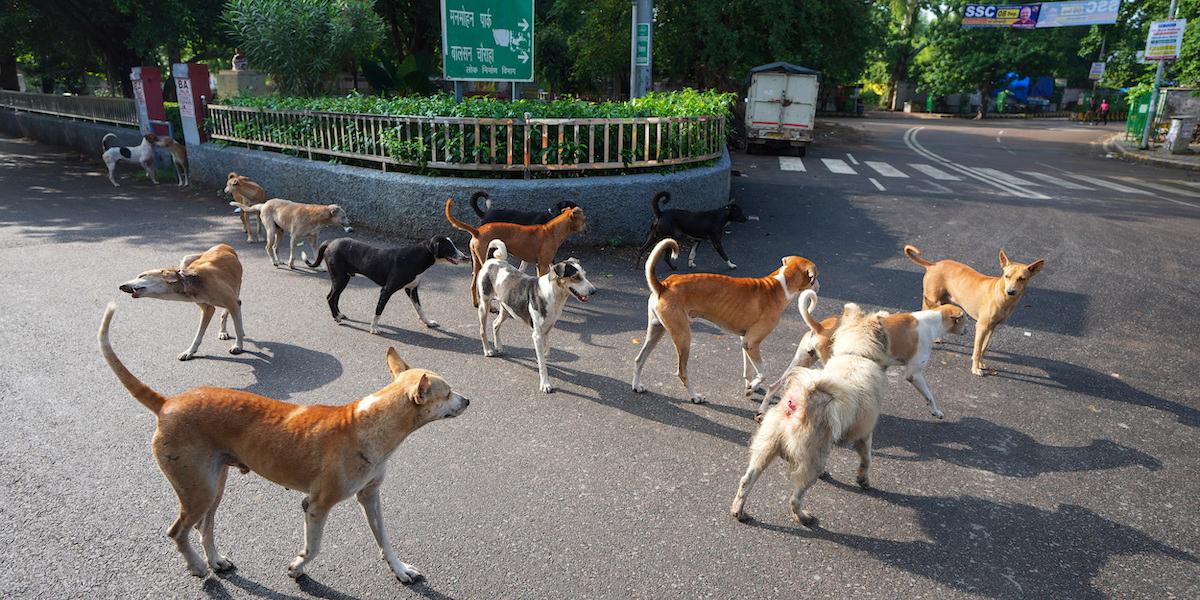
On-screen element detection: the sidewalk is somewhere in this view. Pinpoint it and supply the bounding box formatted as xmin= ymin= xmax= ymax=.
xmin=1105 ymin=133 xmax=1200 ymax=172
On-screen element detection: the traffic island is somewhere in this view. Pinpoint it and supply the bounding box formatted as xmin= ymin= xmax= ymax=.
xmin=1105 ymin=133 xmax=1200 ymax=172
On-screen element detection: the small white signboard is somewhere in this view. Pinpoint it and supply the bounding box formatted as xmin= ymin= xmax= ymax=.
xmin=1145 ymin=19 xmax=1186 ymax=62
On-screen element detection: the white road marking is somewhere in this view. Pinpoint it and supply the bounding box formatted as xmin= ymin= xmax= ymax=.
xmin=909 ymin=163 xmax=962 ymax=181
xmin=1109 ymin=176 xmax=1199 ymax=199
xmin=1171 ymin=180 xmax=1200 ymax=190
xmin=866 ymin=161 xmax=909 ymax=178
xmin=778 ymin=157 xmax=806 ymax=172
xmin=846 ymin=153 xmax=859 ymax=165
xmin=976 ymin=168 xmax=1041 ymax=187
xmin=869 ymin=178 xmax=886 ymax=191
xmin=1065 ymin=174 xmax=1153 ymax=195
xmin=903 ymin=127 xmax=1051 ymax=200
xmin=1018 ymin=171 xmax=1093 ymax=190
xmin=822 ymin=158 xmax=857 ymax=174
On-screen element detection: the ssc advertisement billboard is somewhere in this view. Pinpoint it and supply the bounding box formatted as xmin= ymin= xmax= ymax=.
xmin=963 ymin=4 xmax=1041 ymax=29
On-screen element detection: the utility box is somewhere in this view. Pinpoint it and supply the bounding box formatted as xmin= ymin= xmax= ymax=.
xmin=1166 ymin=116 xmax=1196 ymax=154
xmin=745 ymin=62 xmax=820 ymax=156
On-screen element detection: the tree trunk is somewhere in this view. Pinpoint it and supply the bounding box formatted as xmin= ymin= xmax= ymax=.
xmin=976 ymin=83 xmax=990 ymax=119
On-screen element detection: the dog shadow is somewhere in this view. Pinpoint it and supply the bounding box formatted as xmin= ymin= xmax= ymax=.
xmin=202 ymin=339 xmax=343 ymax=400
xmin=741 ymin=480 xmax=1196 ymax=599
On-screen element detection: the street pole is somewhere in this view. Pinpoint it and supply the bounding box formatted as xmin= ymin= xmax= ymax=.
xmin=629 ymin=0 xmax=652 ymax=99
xmin=1140 ymin=0 xmax=1179 ymax=149
xmin=629 ymin=2 xmax=637 ymax=100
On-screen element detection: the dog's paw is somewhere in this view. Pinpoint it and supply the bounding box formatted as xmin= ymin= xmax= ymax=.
xmin=287 ymin=556 xmax=306 ymax=579
xmin=392 ymin=562 xmax=422 ymax=584
xmin=726 ymin=261 xmax=738 ymax=270
xmin=857 ymin=476 xmax=872 ymax=490
xmin=369 ymin=327 xmax=381 ymax=335
xmin=687 ymin=261 xmax=697 ymax=269
xmin=689 ymin=394 xmax=707 ymax=404
xmin=540 ymin=382 xmax=555 ymax=394
xmin=424 ymin=321 xmax=441 ymax=329
xmin=334 ymin=313 xmax=346 ymax=324
xmin=177 ymin=351 xmax=196 ymax=361
xmin=632 ymin=382 xmax=646 ymax=393
xmin=792 ymin=510 xmax=818 ymax=528
xmin=229 ymin=346 xmax=243 ymax=355
xmin=931 ymin=408 xmax=945 ymax=420
xmin=730 ymin=507 xmax=748 ymax=522
xmin=971 ymin=365 xmax=996 ymax=377
xmin=818 ymin=471 xmax=833 ymax=481
xmin=209 ymin=556 xmax=236 ymax=572
xmin=186 ymin=559 xmax=210 ymax=577
xmin=217 ymin=331 xmax=232 ymax=340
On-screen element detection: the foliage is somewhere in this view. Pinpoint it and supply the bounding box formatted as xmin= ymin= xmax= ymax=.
xmin=223 ymin=0 xmax=385 ymax=96
xmin=1078 ymin=0 xmax=1200 ymax=90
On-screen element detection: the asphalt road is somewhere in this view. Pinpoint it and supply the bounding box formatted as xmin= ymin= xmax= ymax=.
xmin=1 ymin=115 xmax=1197 ymax=599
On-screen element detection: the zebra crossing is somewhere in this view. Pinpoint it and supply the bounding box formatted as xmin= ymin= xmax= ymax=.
xmin=774 ymin=155 xmax=1200 ymax=203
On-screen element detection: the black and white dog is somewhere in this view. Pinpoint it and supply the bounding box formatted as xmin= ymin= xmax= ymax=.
xmin=102 ymin=132 xmax=162 ymax=187
xmin=476 ymin=240 xmax=597 ymax=393
xmin=635 ymin=191 xmax=756 ymax=270
xmin=470 ymin=190 xmax=580 ymax=225
xmin=306 ymin=236 xmax=468 ymax=334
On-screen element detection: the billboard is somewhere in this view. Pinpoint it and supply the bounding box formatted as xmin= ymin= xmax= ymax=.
xmin=963 ymin=4 xmax=1040 ymax=29
xmin=441 ymin=0 xmax=535 ymax=82
xmin=1036 ymin=1 xmax=1121 ymax=28
xmin=1088 ymin=62 xmax=1105 ymax=81
xmin=1145 ymin=19 xmax=1187 ymax=62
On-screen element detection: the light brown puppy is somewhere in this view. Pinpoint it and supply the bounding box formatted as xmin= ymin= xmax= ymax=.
xmin=154 ymin=136 xmax=189 ymax=186
xmin=118 ymin=244 xmax=245 ymax=361
xmin=98 ymin=303 xmax=469 ymax=582
xmin=444 ymin=197 xmax=587 ymax=307
xmin=904 ymin=244 xmax=1045 ymax=376
xmin=631 ymin=238 xmax=819 ymax=403
xmin=223 ymin=172 xmax=267 ymax=242
xmin=235 ymin=198 xmax=353 ymax=269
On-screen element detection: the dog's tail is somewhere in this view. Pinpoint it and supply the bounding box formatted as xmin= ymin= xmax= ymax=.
xmin=903 ymin=244 xmax=935 ymax=268
xmin=645 ymin=238 xmax=679 ymax=296
xmin=486 ymin=239 xmax=508 ymax=262
xmin=101 ymin=133 xmax=117 ymax=152
xmin=651 ymin=191 xmax=670 ymax=218
xmin=98 ymin=303 xmax=166 ymax=415
xmin=797 ymin=289 xmax=824 ymax=334
xmin=469 ymin=191 xmax=491 ymax=218
xmin=230 ymin=201 xmax=264 ymax=214
xmin=305 ymin=241 xmax=330 ymax=268
xmin=445 ymin=198 xmax=479 ymax=237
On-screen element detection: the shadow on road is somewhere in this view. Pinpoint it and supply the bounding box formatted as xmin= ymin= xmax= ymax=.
xmin=204 ymin=339 xmax=343 ymax=400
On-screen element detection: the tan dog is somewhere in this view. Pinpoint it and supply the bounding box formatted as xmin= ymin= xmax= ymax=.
xmin=118 ymin=244 xmax=245 ymax=361
xmin=444 ymin=198 xmax=587 ymax=307
xmin=631 ymin=238 xmax=818 ymax=403
xmin=904 ymin=245 xmax=1045 ymax=376
xmin=730 ymin=303 xmax=889 ymax=526
xmin=223 ymin=172 xmax=267 ymax=242
xmin=154 ymin=136 xmax=189 ymax=186
xmin=234 ymin=198 xmax=353 ymax=269
xmin=98 ymin=303 xmax=469 ymax=582
xmin=757 ymin=290 xmax=966 ymax=420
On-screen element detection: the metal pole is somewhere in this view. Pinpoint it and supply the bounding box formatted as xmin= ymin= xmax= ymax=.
xmin=512 ymin=81 xmax=519 ymax=101
xmin=454 ymin=81 xmax=463 ymax=103
xmin=629 ymin=2 xmax=638 ymax=100
xmin=635 ymin=0 xmax=652 ymax=97
xmin=1140 ymin=0 xmax=1179 ymax=149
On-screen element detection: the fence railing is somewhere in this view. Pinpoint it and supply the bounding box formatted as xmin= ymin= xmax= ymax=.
xmin=0 ymin=90 xmax=138 ymax=127
xmin=205 ymin=104 xmax=725 ymax=175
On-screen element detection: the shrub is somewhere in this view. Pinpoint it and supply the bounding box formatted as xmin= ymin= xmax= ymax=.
xmin=223 ymin=0 xmax=385 ymax=96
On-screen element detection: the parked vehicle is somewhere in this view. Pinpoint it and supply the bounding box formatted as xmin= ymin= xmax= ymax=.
xmin=744 ymin=62 xmax=820 ymax=156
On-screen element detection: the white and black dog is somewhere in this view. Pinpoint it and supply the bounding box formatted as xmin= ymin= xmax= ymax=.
xmin=635 ymin=191 xmax=756 ymax=270
xmin=306 ymin=236 xmax=468 ymax=334
xmin=102 ymin=132 xmax=164 ymax=187
xmin=476 ymin=240 xmax=597 ymax=393
xmin=470 ymin=190 xmax=580 ymax=226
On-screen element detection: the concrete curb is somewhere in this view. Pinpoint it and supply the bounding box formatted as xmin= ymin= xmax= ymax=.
xmin=1104 ymin=133 xmax=1200 ymax=172
xmin=0 ymin=108 xmax=144 ymax=156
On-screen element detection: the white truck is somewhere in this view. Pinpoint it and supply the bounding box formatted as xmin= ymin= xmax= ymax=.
xmin=744 ymin=62 xmax=820 ymax=156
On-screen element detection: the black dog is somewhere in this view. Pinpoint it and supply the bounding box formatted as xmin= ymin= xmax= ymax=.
xmin=636 ymin=191 xmax=753 ymax=270
xmin=306 ymin=236 xmax=468 ymax=334
xmin=470 ymin=191 xmax=579 ymax=225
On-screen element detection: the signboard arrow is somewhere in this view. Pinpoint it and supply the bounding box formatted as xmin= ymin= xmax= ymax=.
xmin=518 ymin=50 xmax=529 ymax=64
xmin=518 ymin=18 xmax=529 ymax=31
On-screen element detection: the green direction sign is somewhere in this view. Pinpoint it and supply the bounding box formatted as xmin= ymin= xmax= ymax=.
xmin=441 ymin=0 xmax=534 ymax=82
xmin=635 ymin=23 xmax=650 ymax=67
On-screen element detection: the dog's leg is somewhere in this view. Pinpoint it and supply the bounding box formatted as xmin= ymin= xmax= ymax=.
xmin=757 ymin=339 xmax=811 ymax=417
xmin=286 ymin=234 xmax=299 ymax=270
xmin=786 ymin=442 xmax=830 ymax=527
xmin=470 ymin=250 xmax=482 ymax=308
xmin=516 ymin=260 xmax=529 ymax=273
xmin=478 ymin=298 xmax=496 ymax=356
xmin=238 ymin=208 xmax=254 ymax=242
xmin=142 ymin=159 xmax=158 ymax=184
xmin=227 ymin=307 xmax=246 ymax=354
xmin=631 ymin=306 xmax=665 ymax=393
xmin=730 ymin=427 xmax=778 ymax=521
xmin=852 ymin=432 xmax=873 ymax=490
xmin=405 ymin=287 xmax=439 ymax=328
xmin=288 ymin=497 xmax=332 ymax=579
xmin=195 ymin=466 xmax=235 ymax=572
xmin=634 ymin=227 xmax=658 ymax=267
xmin=328 ymin=273 xmax=351 ymax=322
xmin=532 ymin=323 xmax=554 ymax=393
xmin=217 ymin=309 xmax=231 ymax=340
xmin=687 ymin=241 xmax=700 ymax=269
xmin=741 ymin=338 xmax=767 ymax=393
xmin=490 ymin=305 xmax=508 ymax=355
xmin=303 ymin=235 xmax=320 ymax=269
xmin=907 ymin=368 xmax=944 ymax=419
xmin=264 ymin=224 xmax=280 ymax=266
xmin=356 ymin=481 xmax=422 ymax=583
xmin=971 ymin=322 xmax=997 ymax=376
xmin=158 ymin=453 xmax=221 ymax=577
xmin=106 ymin=159 xmax=120 ymax=187
xmin=370 ymin=286 xmax=401 ymax=334
xmin=663 ymin=314 xmax=704 ymax=403
xmin=711 ymin=237 xmax=736 ymax=270
xmin=179 ymin=304 xmax=216 ymax=361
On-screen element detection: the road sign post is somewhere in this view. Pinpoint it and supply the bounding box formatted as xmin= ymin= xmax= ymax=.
xmin=629 ymin=0 xmax=652 ymax=99
xmin=1140 ymin=1 xmax=1181 ymax=149
xmin=441 ymin=0 xmax=534 ymax=84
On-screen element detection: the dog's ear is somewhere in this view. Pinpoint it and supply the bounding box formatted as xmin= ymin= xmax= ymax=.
xmin=553 ymin=262 xmax=577 ymax=279
xmin=410 ymin=373 xmax=432 ymax=404
xmin=1027 ymin=259 xmax=1045 ymax=274
xmin=998 ymin=249 xmax=1010 ymax=268
xmin=386 ymin=347 xmax=410 ymax=379
xmin=329 ymin=205 xmax=340 ymax=216
xmin=227 ymin=172 xmax=238 ymax=180
xmin=842 ymin=303 xmax=862 ymax=318
xmin=161 ymin=269 xmax=180 ymax=283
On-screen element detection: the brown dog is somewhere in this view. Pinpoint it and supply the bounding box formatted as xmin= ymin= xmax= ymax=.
xmin=224 ymin=172 xmax=267 ymax=242
xmin=235 ymin=198 xmax=353 ymax=269
xmin=904 ymin=244 xmax=1045 ymax=376
xmin=155 ymin=136 xmax=189 ymax=186
xmin=99 ymin=303 xmax=469 ymax=582
xmin=118 ymin=244 xmax=245 ymax=361
xmin=444 ymin=197 xmax=587 ymax=307
xmin=631 ymin=238 xmax=819 ymax=403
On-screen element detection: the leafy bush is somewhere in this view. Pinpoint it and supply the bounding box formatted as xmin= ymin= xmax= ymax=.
xmin=223 ymin=0 xmax=385 ymax=96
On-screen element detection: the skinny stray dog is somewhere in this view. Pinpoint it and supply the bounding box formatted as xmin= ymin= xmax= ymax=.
xmin=118 ymin=243 xmax=245 ymax=360
xmin=224 ymin=172 xmax=266 ymax=242
xmin=306 ymin=236 xmax=469 ymax=334
xmin=635 ymin=192 xmax=756 ymax=270
xmin=234 ymin=199 xmax=353 ymax=269
xmin=476 ymin=240 xmax=597 ymax=393
xmin=156 ymin=136 xmax=189 ymax=186
xmin=756 ymin=289 xmax=966 ymax=420
xmin=904 ymin=245 xmax=1045 ymax=376
xmin=98 ymin=304 xmax=469 ymax=582
xmin=445 ymin=197 xmax=587 ymax=307
xmin=632 ymin=238 xmax=818 ymax=403
xmin=469 ymin=190 xmax=580 ymax=226
xmin=102 ymin=132 xmax=161 ymax=187
xmin=730 ymin=303 xmax=890 ymax=526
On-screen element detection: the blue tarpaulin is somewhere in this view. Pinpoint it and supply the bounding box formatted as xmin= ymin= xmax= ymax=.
xmin=997 ymin=73 xmax=1055 ymax=103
